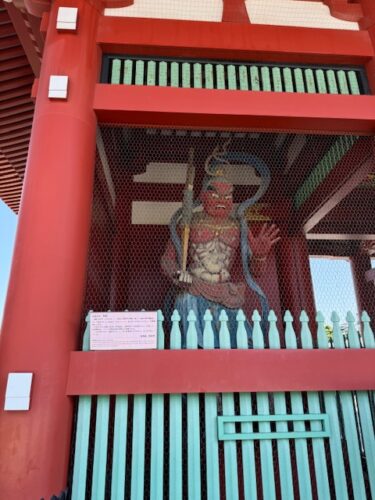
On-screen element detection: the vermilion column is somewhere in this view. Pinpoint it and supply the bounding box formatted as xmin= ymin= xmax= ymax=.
xmin=276 ymin=234 xmax=316 ymax=326
xmin=0 ymin=1 xmax=100 ymax=497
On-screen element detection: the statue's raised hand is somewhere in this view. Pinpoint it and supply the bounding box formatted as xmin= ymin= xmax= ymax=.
xmin=248 ymin=223 xmax=281 ymax=257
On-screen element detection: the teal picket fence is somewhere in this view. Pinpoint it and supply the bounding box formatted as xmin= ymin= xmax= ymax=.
xmin=71 ymin=309 xmax=375 ymax=499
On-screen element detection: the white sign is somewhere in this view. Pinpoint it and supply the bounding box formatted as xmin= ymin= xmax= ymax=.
xmin=90 ymin=311 xmax=158 ymax=350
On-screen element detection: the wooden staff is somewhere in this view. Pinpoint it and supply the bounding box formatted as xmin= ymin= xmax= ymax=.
xmin=181 ymin=148 xmax=195 ymax=272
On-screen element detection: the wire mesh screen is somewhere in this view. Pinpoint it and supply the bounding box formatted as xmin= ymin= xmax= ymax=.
xmin=82 ymin=127 xmax=375 ymax=335
xmin=104 ymin=0 xmax=360 ymax=30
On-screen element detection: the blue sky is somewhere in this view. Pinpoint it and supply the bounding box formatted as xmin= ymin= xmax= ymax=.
xmin=0 ymin=200 xmax=17 ymax=324
xmin=0 ymin=199 xmax=361 ymax=325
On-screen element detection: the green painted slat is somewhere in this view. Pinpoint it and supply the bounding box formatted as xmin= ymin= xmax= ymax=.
xmin=193 ymin=63 xmax=202 ymax=89
xmin=238 ymin=66 xmax=249 ymax=90
xmin=131 ymin=394 xmax=147 ymax=500
xmin=186 ymin=310 xmax=201 ymax=500
xmin=135 ymin=60 xmax=144 ymax=86
xmin=284 ymin=312 xmax=312 ymax=500
xmin=71 ymin=396 xmax=92 ymax=500
xmin=283 ymin=67 xmax=294 ymax=92
xmin=337 ymin=70 xmax=349 ymax=95
xmin=150 ymin=311 xmax=165 ymax=500
xmin=204 ymin=64 xmax=214 ymax=89
xmin=347 ymin=71 xmax=360 ymax=95
xmin=252 ymin=310 xmax=276 ymax=500
xmin=123 ymin=59 xmax=133 ymax=85
xmin=261 ymin=66 xmax=271 ymax=91
xmin=227 ymin=65 xmax=237 ymax=90
xmin=326 ymin=70 xmax=338 ymax=94
xmin=316 ymin=69 xmax=327 ymax=94
xmin=91 ymin=395 xmax=110 ymax=500
xmin=216 ymin=64 xmax=226 ymax=90
xmin=346 ymin=312 xmax=375 ymax=499
xmin=203 ymin=310 xmax=221 ymax=500
xmin=250 ymin=66 xmax=260 ymax=91
xmin=236 ymin=310 xmax=256 ymax=500
xmin=146 ymin=61 xmax=156 ymax=86
xmin=362 ymin=311 xmax=375 ymax=348
xmin=304 ymin=69 xmax=316 ymax=93
xmin=158 ymin=61 xmax=167 ymax=87
xmin=182 ymin=62 xmax=191 ymax=88
xmin=272 ymin=67 xmax=283 ymax=92
xmin=300 ymin=311 xmax=331 ymax=500
xmin=331 ymin=312 xmax=367 ymax=500
xmin=111 ymin=59 xmax=121 ymax=84
xmin=72 ymin=315 xmax=91 ymax=500
xmin=294 ymin=68 xmax=305 ymax=93
xmin=317 ymin=312 xmax=349 ymax=500
xmin=170 ymin=61 xmax=179 ymax=88
xmin=111 ymin=395 xmax=128 ymax=500
xmin=169 ymin=310 xmax=183 ymax=500
xmin=219 ymin=311 xmax=239 ymax=500
xmin=268 ymin=311 xmax=294 ymax=500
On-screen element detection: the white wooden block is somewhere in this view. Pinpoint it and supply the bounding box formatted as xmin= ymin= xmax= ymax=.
xmin=57 ymin=7 xmax=78 ymax=30
xmin=4 ymin=373 xmax=33 ymax=411
xmin=48 ymin=75 xmax=69 ymax=99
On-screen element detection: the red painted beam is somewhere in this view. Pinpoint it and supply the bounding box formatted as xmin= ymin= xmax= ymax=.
xmin=94 ymin=84 xmax=375 ymax=134
xmin=67 ymin=349 xmax=375 ymax=395
xmin=97 ymin=16 xmax=373 ymax=65
xmin=293 ymin=138 xmax=374 ymax=232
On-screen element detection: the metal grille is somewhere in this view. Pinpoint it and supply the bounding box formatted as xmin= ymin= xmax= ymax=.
xmin=82 ymin=126 xmax=375 ymax=330
xmin=101 ymin=55 xmax=370 ymax=95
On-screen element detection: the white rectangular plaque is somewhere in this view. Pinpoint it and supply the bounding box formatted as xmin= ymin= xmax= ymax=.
xmin=90 ymin=311 xmax=158 ymax=350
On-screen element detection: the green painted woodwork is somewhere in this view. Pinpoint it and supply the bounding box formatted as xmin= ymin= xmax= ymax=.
xmin=216 ymin=64 xmax=226 ymax=90
xmin=123 ymin=60 xmax=133 ymax=85
xmin=150 ymin=311 xmax=165 ymax=500
xmin=111 ymin=59 xmax=121 ymax=84
xmin=186 ymin=311 xmax=201 ymax=500
xmin=236 ymin=310 xmax=257 ymax=500
xmin=285 ymin=312 xmax=312 ymax=500
xmin=135 ymin=60 xmax=144 ymax=85
xmin=227 ymin=65 xmax=237 ymax=90
xmin=204 ymin=64 xmax=214 ymax=89
xmin=249 ymin=66 xmax=260 ymax=91
xmin=316 ymin=69 xmax=328 ymax=94
xmin=71 ymin=308 xmax=375 ymax=500
xmin=170 ymin=61 xmax=179 ymax=88
xmin=294 ymin=135 xmax=358 ymax=209
xmin=203 ymin=310 xmax=221 ymax=500
xmin=300 ymin=311 xmax=330 ymax=500
xmin=317 ymin=312 xmax=349 ymax=500
xmin=283 ymin=67 xmax=294 ymax=92
xmin=272 ymin=67 xmax=283 ymax=92
xmin=158 ymin=61 xmax=167 ymax=87
xmin=253 ymin=310 xmax=276 ymax=500
xmin=146 ymin=61 xmax=156 ymax=86
xmin=261 ymin=66 xmax=271 ymax=91
xmin=91 ymin=395 xmax=110 ymax=500
xmin=108 ymin=57 xmax=368 ymax=97
xmin=268 ymin=310 xmax=294 ymax=500
xmin=238 ymin=66 xmax=249 ymax=91
xmin=219 ymin=311 xmax=239 ymax=500
xmin=193 ymin=63 xmax=202 ymax=89
xmin=331 ymin=312 xmax=367 ymax=499
xmin=169 ymin=310 xmax=183 ymax=500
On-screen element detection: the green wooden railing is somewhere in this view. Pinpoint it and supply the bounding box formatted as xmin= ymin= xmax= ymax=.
xmin=101 ymin=55 xmax=369 ymax=95
xmin=71 ymin=309 xmax=375 ymax=499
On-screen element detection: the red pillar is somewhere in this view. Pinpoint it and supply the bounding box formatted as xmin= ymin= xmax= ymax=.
xmin=0 ymin=1 xmax=100 ymax=497
xmin=276 ymin=234 xmax=316 ymax=325
xmin=350 ymin=251 xmax=375 ymax=323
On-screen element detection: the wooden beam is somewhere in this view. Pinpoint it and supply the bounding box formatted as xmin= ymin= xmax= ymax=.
xmin=307 ymin=233 xmax=375 ymax=241
xmin=292 ymin=137 xmax=374 ymax=232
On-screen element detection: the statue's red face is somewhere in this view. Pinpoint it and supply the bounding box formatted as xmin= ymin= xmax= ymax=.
xmin=200 ymin=181 xmax=233 ymax=219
